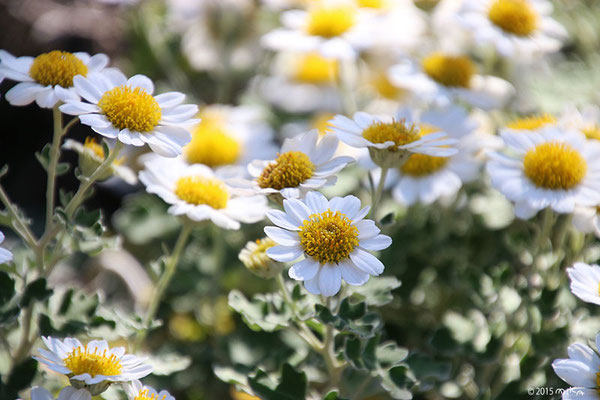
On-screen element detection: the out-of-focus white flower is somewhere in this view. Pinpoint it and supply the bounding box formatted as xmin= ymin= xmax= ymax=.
xmin=572 ymin=206 xmax=600 ymax=238
xmin=140 ymin=160 xmax=268 ymax=230
xmin=265 ymin=191 xmax=391 ymax=296
xmin=0 ymin=50 xmax=108 ymax=108
xmin=239 ymin=237 xmax=282 ymax=279
xmin=247 ymin=130 xmax=354 ymax=199
xmin=501 ymin=113 xmax=558 ymax=134
xmin=385 ymin=106 xmax=489 ymax=205
xmin=262 ymin=1 xmax=375 ymax=60
xmin=389 ymin=51 xmax=514 ymax=110
xmin=34 ymin=337 xmax=152 ymax=395
xmin=60 ymin=70 xmax=198 ymax=157
xmin=567 ymin=263 xmax=600 ymax=306
xmin=559 ymin=105 xmax=600 ymax=141
xmin=30 ymin=386 xmax=91 ymax=400
xmin=457 ymin=0 xmax=567 ymax=58
xmin=487 ymin=128 xmax=600 ymax=219
xmin=553 ymin=333 xmax=600 ymax=399
xmin=124 ymin=380 xmax=175 ymax=400
xmin=0 ymin=231 xmax=12 ymax=264
xmin=63 ymin=137 xmax=137 ymax=185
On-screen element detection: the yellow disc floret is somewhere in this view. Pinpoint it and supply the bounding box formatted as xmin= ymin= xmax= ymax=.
xmin=293 ymin=53 xmax=339 ymax=85
xmin=371 ymin=72 xmax=405 ymax=100
xmin=299 ymin=210 xmax=359 ymax=264
xmin=488 ymin=0 xmax=538 ymax=37
xmin=98 ymin=85 xmax=161 ymax=132
xmin=257 ymin=151 xmax=315 ymax=190
xmin=422 ymin=52 xmax=475 ymax=88
xmin=506 ymin=114 xmax=556 ymax=131
xmin=174 ymin=176 xmax=229 ymax=209
xmin=583 ymin=124 xmax=600 ymax=141
xmin=306 ymin=6 xmax=356 ymax=38
xmin=29 ymin=51 xmax=88 ymax=88
xmin=362 ymin=119 xmax=420 ymax=151
xmin=523 ymin=142 xmax=587 ymax=190
xmin=63 ymin=345 xmax=122 ymax=377
xmin=310 ymin=113 xmax=335 ymax=136
xmin=185 ymin=120 xmax=241 ymax=167
xmin=357 ymin=0 xmax=385 ymax=8
xmin=134 ymin=388 xmax=167 ymax=400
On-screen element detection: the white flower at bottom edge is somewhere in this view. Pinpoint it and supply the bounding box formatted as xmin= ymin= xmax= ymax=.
xmin=0 ymin=50 xmax=109 ymax=108
xmin=124 ymin=379 xmax=175 ymax=400
xmin=139 ymin=159 xmax=268 ymax=230
xmin=33 ymin=337 xmax=152 ymax=386
xmin=553 ymin=333 xmax=600 ymax=400
xmin=486 ymin=127 xmax=600 ymax=219
xmin=566 ymin=263 xmax=600 ymax=306
xmin=264 ymin=191 xmax=392 ymax=296
xmin=0 ymin=230 xmax=13 ymax=264
xmin=59 ymin=70 xmax=198 ymax=157
xmin=29 ymin=386 xmax=91 ymax=400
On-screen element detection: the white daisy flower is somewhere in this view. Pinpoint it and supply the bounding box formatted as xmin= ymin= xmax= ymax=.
xmin=34 ymin=337 xmax=152 ymax=395
xmin=0 ymin=230 xmax=13 ymax=264
xmin=264 ymin=191 xmax=392 ymax=296
xmin=385 ymin=106 xmax=489 ymax=205
xmin=487 ymin=127 xmax=600 ymax=219
xmin=0 ymin=50 xmax=109 ymax=108
xmin=388 ymin=52 xmax=514 ymax=110
xmin=139 ymin=160 xmax=268 ymax=230
xmin=124 ymin=379 xmax=175 ymax=400
xmin=261 ymin=1 xmax=375 ymax=60
xmin=330 ymin=110 xmax=458 ymax=168
xmin=62 ymin=137 xmax=137 ymax=185
xmin=566 ymin=263 xmax=600 ymax=306
xmin=572 ymin=207 xmax=600 ymax=238
xmin=29 ymin=386 xmax=91 ymax=400
xmin=553 ymin=333 xmax=600 ymax=400
xmin=59 ymin=70 xmax=198 ymax=157
xmin=457 ymin=0 xmax=567 ymax=58
xmin=560 ymin=105 xmax=600 ymax=141
xmin=247 ymin=129 xmax=354 ymax=199
xmin=256 ymin=51 xmax=342 ymax=113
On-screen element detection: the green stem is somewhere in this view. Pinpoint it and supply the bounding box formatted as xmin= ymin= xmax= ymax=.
xmin=45 ymin=106 xmax=63 ymax=230
xmin=135 ymin=223 xmax=193 ymax=349
xmin=0 ymin=184 xmax=38 ymax=249
xmin=368 ymin=167 xmax=389 ymax=221
xmin=321 ymin=296 xmax=343 ymax=392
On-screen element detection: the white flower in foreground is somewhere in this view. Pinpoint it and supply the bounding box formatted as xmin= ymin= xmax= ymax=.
xmin=487 ymin=128 xmax=600 ymax=219
xmin=458 ymin=0 xmax=567 ymax=58
xmin=553 ymin=333 xmax=600 ymax=399
xmin=0 ymin=231 xmax=13 ymax=264
xmin=386 ymin=106 xmax=488 ymax=205
xmin=265 ymin=191 xmax=392 ymax=296
xmin=140 ymin=160 xmax=268 ymax=230
xmin=389 ymin=52 xmax=514 ymax=110
xmin=30 ymin=386 xmax=91 ymax=400
xmin=261 ymin=2 xmax=374 ymax=60
xmin=0 ymin=50 xmax=109 ymax=108
xmin=248 ymin=130 xmax=354 ymax=199
xmin=34 ymin=337 xmax=152 ymax=395
xmin=124 ymin=380 xmax=175 ymax=400
xmin=567 ymin=263 xmax=600 ymax=306
xmin=63 ymin=138 xmax=137 ymax=185
xmin=59 ymin=70 xmax=198 ymax=157
xmin=330 ymin=110 xmax=457 ymax=168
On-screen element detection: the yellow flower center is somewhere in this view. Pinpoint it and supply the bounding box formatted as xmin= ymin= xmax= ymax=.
xmin=29 ymin=51 xmax=88 ymax=88
xmin=98 ymin=85 xmax=161 ymax=132
xmin=583 ymin=125 xmax=600 ymax=141
xmin=62 ymin=345 xmax=122 ymax=377
xmin=174 ymin=176 xmax=229 ymax=209
xmin=506 ymin=114 xmax=556 ymax=131
xmin=134 ymin=389 xmax=167 ymax=400
xmin=310 ymin=113 xmax=335 ymax=136
xmin=371 ymin=72 xmax=405 ymax=100
xmin=293 ymin=53 xmax=339 ymax=85
xmin=357 ymin=0 xmax=385 ymax=8
xmin=306 ymin=6 xmax=356 ymax=38
xmin=400 ymin=125 xmax=450 ymax=176
xmin=422 ymin=52 xmax=475 ymax=88
xmin=257 ymin=151 xmax=315 ymax=190
xmin=185 ymin=120 xmax=241 ymax=167
xmin=299 ymin=210 xmax=359 ymax=264
xmin=252 ymin=237 xmax=276 ymax=257
xmin=362 ymin=119 xmax=420 ymax=151
xmin=488 ymin=0 xmax=538 ymax=36
xmin=83 ymin=137 xmax=124 ymax=165
xmin=523 ymin=142 xmax=587 ymax=190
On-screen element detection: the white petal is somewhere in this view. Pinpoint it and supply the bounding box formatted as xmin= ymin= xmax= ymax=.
xmin=318 ymin=264 xmax=342 ymax=296
xmin=350 ymin=249 xmax=385 ymax=275
xmin=264 ymin=226 xmax=301 ymax=246
xmin=266 ymin=245 xmax=303 ymax=262
xmin=289 ymin=258 xmax=320 ymax=281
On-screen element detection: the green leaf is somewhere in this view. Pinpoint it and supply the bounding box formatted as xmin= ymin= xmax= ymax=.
xmin=405 ymin=353 xmax=452 ymax=381
xmin=315 ymin=299 xmax=381 ymax=338
xmin=55 ymin=162 xmax=70 ymax=176
xmin=35 ymin=144 xmax=52 ymax=171
xmin=347 ymin=276 xmax=401 ymax=306
xmin=0 ymin=306 xmax=20 ymax=326
xmin=248 ymin=364 xmax=307 ymax=400
xmin=2 ymin=358 xmax=37 ymax=399
xmin=228 ymin=290 xmax=291 ymax=332
xmin=0 ymin=271 xmax=15 ymax=303
xmin=324 ymin=390 xmax=348 ymax=400
xmin=20 ymin=278 xmax=53 ymax=307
